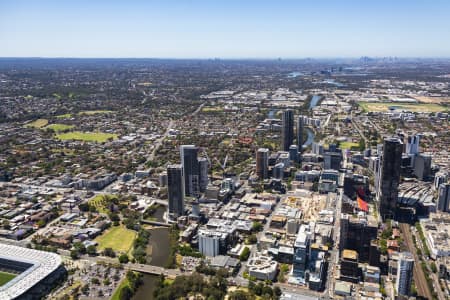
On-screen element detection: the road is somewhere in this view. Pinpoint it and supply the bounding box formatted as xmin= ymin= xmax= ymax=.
xmin=400 ymin=223 xmax=433 ymax=299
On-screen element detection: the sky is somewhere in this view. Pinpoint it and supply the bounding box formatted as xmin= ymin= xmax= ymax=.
xmin=1 ymin=0 xmax=450 ymax=58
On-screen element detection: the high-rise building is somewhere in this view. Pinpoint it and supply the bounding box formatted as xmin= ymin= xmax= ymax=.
xmin=167 ymin=164 xmax=185 ymax=218
xmin=289 ymin=145 xmax=299 ymax=162
xmin=396 ymin=252 xmax=414 ymax=297
xmin=323 ymin=152 xmax=342 ymax=170
xmin=297 ymin=115 xmax=304 ymax=151
xmin=293 ymin=225 xmax=311 ymax=283
xmin=377 ymin=138 xmax=403 ymax=220
xmin=180 ymin=145 xmax=200 ymax=197
xmin=413 ymin=153 xmax=432 ymax=180
xmin=438 ymin=183 xmax=450 ymax=212
xmin=256 ymin=148 xmax=269 ymax=179
xmin=406 ymin=135 xmax=420 ymax=155
xmin=434 ymin=172 xmax=448 ymax=190
xmin=340 ymin=249 xmax=359 ymax=283
xmin=198 ymin=157 xmax=209 ymax=193
xmin=281 ymin=110 xmax=294 ymax=151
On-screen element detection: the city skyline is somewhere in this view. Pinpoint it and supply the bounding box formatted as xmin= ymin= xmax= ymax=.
xmin=1 ymin=0 xmax=450 ymax=58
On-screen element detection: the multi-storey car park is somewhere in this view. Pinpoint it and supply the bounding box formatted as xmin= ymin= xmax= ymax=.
xmin=0 ymin=243 xmax=65 ymax=300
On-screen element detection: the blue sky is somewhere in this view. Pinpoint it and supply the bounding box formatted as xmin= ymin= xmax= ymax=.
xmin=1 ymin=0 xmax=449 ymax=58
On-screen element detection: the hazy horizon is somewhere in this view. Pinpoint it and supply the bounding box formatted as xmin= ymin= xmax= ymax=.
xmin=1 ymin=0 xmax=450 ymax=58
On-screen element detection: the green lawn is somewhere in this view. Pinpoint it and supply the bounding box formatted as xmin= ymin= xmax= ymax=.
xmin=358 ymin=102 xmax=447 ymax=113
xmin=56 ymin=113 xmax=73 ymax=119
xmin=88 ymin=194 xmax=117 ymax=213
xmin=0 ymin=271 xmax=16 ymax=286
xmin=111 ymin=277 xmax=130 ymax=300
xmin=78 ymin=110 xmax=114 ymax=115
xmin=95 ymin=225 xmax=137 ymax=254
xmin=25 ymin=119 xmax=48 ymax=128
xmin=339 ymin=141 xmax=359 ymax=150
xmin=56 ymin=131 xmax=118 ymax=142
xmin=45 ymin=124 xmax=75 ymax=132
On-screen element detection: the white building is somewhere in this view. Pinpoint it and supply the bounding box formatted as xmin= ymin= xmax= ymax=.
xmin=247 ymin=255 xmax=278 ymax=281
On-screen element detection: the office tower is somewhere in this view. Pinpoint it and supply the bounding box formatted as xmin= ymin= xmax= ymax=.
xmin=293 ymin=225 xmax=311 ymax=282
xmin=273 ymin=163 xmax=284 ymax=180
xmin=323 ymin=152 xmax=342 ymax=170
xmin=297 ymin=115 xmax=304 ymax=151
xmin=289 ymin=145 xmax=299 ymax=162
xmin=434 ymin=172 xmax=448 ymax=190
xmin=167 ymin=164 xmax=185 ymax=218
xmin=339 ymin=214 xmax=377 ymax=262
xmin=256 ymin=148 xmax=269 ymax=179
xmin=340 ymin=249 xmax=359 ymax=283
xmin=438 ymin=183 xmax=450 ymax=212
xmin=406 ymin=135 xmax=420 ymax=155
xmin=312 ymin=142 xmax=324 ymax=155
xmin=396 ymin=252 xmax=414 ymax=297
xmin=198 ymin=157 xmax=209 ymax=193
xmin=369 ymin=240 xmax=380 ymax=267
xmin=281 ymin=110 xmax=294 ymax=151
xmin=377 ymin=138 xmax=403 ymax=220
xmin=413 ymin=154 xmax=431 ymax=180
xmin=180 ymin=145 xmax=200 ymax=197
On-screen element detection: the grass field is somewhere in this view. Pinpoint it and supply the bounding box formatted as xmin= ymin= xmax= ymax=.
xmin=56 ymin=131 xmax=118 ymax=142
xmin=25 ymin=119 xmax=48 ymax=128
xmin=88 ymin=194 xmax=117 ymax=213
xmin=0 ymin=271 xmax=16 ymax=286
xmin=358 ymin=102 xmax=447 ymax=113
xmin=45 ymin=124 xmax=75 ymax=132
xmin=78 ymin=110 xmax=114 ymax=115
xmin=339 ymin=141 xmax=359 ymax=150
xmin=201 ymin=106 xmax=224 ymax=112
xmin=56 ymin=113 xmax=73 ymax=119
xmin=95 ymin=225 xmax=137 ymax=254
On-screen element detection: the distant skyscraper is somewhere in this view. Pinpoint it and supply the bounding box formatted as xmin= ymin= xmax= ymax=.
xmin=180 ymin=145 xmax=200 ymax=197
xmin=281 ymin=110 xmax=294 ymax=151
xmin=297 ymin=115 xmax=304 ymax=151
xmin=406 ymin=135 xmax=420 ymax=155
xmin=396 ymin=252 xmax=414 ymax=297
xmin=198 ymin=157 xmax=209 ymax=193
xmin=377 ymin=137 xmax=403 ymax=220
xmin=167 ymin=164 xmax=184 ymax=218
xmin=256 ymin=148 xmax=269 ymax=179
xmin=437 ymin=183 xmax=450 ymax=212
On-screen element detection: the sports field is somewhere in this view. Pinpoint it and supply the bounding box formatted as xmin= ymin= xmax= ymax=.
xmin=78 ymin=110 xmax=114 ymax=115
xmin=45 ymin=124 xmax=75 ymax=132
xmin=55 ymin=113 xmax=73 ymax=119
xmin=56 ymin=131 xmax=117 ymax=142
xmin=201 ymin=106 xmax=223 ymax=113
xmin=0 ymin=271 xmax=16 ymax=286
xmin=339 ymin=141 xmax=359 ymax=150
xmin=358 ymin=102 xmax=447 ymax=113
xmin=25 ymin=119 xmax=48 ymax=128
xmin=95 ymin=225 xmax=137 ymax=254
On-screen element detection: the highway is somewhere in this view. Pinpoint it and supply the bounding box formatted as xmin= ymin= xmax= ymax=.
xmin=400 ymin=223 xmax=433 ymax=299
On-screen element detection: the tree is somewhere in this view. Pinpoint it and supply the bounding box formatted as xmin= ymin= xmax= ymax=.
xmin=102 ymin=247 xmax=116 ymax=258
xmin=246 ymin=234 xmax=257 ymax=244
xmin=86 ymin=245 xmax=97 ymax=256
xmin=252 ymin=222 xmax=263 ymax=232
xmin=119 ymin=286 xmax=133 ymax=300
xmin=229 ymin=290 xmax=252 ymax=300
xmin=119 ymin=254 xmax=129 ymax=264
xmin=70 ymin=249 xmax=79 ymax=260
xmin=239 ymin=247 xmax=251 ymax=261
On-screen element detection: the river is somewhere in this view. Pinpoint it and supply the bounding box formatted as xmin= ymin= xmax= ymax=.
xmin=132 ymin=206 xmax=169 ymax=300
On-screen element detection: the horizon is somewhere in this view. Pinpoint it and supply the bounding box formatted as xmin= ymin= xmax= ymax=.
xmin=1 ymin=0 xmax=450 ymax=58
